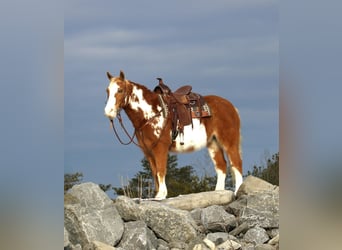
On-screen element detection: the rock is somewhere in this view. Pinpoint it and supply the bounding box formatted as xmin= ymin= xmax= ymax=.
xmin=205 ymin=232 xmax=230 ymax=245
xmin=268 ymin=233 xmax=279 ymax=245
xmin=160 ymin=190 xmax=235 ymax=210
xmin=169 ymin=241 xmax=188 ymax=249
xmin=115 ymin=195 xmax=198 ymax=243
xmin=190 ymin=208 xmax=203 ymax=225
xmin=255 ymin=244 xmax=277 ymax=250
xmin=236 ymin=176 xmax=277 ymax=197
xmin=64 ymin=227 xmax=70 ymax=248
xmin=203 ymin=238 xmax=216 ymax=250
xmin=267 ymin=229 xmax=279 ymax=239
xmin=114 ymin=196 xmax=143 ymax=221
xmin=64 ymin=179 xmax=279 ymax=250
xmin=240 ymin=191 xmax=279 ymax=228
xmin=225 ymin=195 xmax=247 ymax=216
xmin=157 ymin=239 xmax=170 ymax=250
xmin=84 ymin=241 xmax=116 ymax=250
xmin=118 ymin=220 xmax=158 ymax=250
xmin=243 ymin=226 xmax=269 ymax=245
xmin=240 ymin=243 xmax=255 ymax=250
xmin=228 ymin=222 xmax=249 ymax=236
xmin=192 ymin=243 xmax=210 ymax=250
xmin=141 ymin=201 xmax=198 ymax=243
xmin=201 ymin=205 xmax=237 ymax=232
xmin=64 ymin=182 xmax=124 ymax=247
xmin=216 ymin=239 xmax=241 ymax=250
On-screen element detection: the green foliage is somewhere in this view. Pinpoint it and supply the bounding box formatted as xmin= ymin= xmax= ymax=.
xmin=64 ymin=172 xmax=83 ymax=193
xmin=113 ymin=154 xmax=219 ymax=198
xmin=99 ymin=184 xmax=112 ymax=192
xmin=246 ymin=152 xmax=279 ymax=185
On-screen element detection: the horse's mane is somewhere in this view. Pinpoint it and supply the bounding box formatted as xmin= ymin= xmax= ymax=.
xmin=128 ymin=80 xmax=155 ymax=95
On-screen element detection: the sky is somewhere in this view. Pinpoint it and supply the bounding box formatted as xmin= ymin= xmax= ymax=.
xmin=64 ymin=0 xmax=278 ymax=191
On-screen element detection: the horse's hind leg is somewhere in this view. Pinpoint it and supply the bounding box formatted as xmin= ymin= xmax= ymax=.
xmin=226 ymin=143 xmax=243 ymax=195
xmin=208 ymin=140 xmax=227 ymax=190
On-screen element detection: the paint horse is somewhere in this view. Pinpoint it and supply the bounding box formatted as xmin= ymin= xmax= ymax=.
xmin=104 ymin=70 xmax=243 ymax=199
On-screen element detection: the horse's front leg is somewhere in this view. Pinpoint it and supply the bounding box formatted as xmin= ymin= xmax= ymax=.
xmin=152 ymin=147 xmax=168 ymax=200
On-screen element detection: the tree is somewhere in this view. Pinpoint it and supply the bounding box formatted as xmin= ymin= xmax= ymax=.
xmin=64 ymin=172 xmax=83 ymax=193
xmin=112 ymin=154 xmax=219 ymax=198
xmin=246 ymin=152 xmax=279 ymax=185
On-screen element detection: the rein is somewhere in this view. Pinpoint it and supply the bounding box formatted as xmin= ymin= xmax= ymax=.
xmin=110 ymin=109 xmax=166 ymax=148
xmin=110 ymin=112 xmax=139 ymax=146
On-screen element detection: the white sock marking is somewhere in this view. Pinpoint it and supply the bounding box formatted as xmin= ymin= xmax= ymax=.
xmin=155 ymin=173 xmax=167 ymax=200
xmin=231 ymin=167 xmax=243 ymax=195
xmin=215 ymin=168 xmax=226 ymax=190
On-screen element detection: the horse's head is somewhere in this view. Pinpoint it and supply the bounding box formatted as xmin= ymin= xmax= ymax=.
xmin=104 ymin=70 xmax=129 ymax=120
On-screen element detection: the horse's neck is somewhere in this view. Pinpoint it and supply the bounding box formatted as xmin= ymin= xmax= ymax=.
xmin=124 ymin=81 xmax=160 ymax=129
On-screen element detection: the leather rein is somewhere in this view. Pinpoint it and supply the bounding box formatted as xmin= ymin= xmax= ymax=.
xmin=109 ymin=82 xmax=166 ymax=148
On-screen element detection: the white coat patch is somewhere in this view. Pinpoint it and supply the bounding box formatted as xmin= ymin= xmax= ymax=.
xmin=172 ymin=119 xmax=207 ymax=152
xmin=129 ymin=86 xmax=164 ymax=137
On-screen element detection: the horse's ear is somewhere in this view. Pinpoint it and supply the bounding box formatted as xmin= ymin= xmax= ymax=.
xmin=119 ymin=70 xmax=125 ymax=80
xmin=107 ymin=72 xmax=113 ymax=80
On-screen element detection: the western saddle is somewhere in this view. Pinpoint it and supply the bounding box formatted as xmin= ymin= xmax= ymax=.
xmin=154 ymin=78 xmax=211 ymax=145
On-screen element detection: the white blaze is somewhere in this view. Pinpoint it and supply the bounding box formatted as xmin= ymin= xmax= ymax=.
xmin=104 ymin=82 xmax=119 ymax=119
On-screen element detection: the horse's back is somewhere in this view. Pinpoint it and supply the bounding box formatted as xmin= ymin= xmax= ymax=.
xmin=204 ymin=95 xmax=240 ymax=120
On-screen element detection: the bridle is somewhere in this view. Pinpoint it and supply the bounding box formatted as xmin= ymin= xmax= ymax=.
xmin=110 ymin=113 xmax=139 ymax=146
xmin=108 ymin=79 xmax=139 ymax=146
xmin=107 ymin=80 xmax=167 ymax=148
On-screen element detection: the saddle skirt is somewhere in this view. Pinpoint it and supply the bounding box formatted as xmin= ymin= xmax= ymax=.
xmin=154 ymin=78 xmax=212 ymax=144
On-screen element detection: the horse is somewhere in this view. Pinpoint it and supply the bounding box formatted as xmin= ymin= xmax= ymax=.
xmin=104 ymin=70 xmax=243 ymax=199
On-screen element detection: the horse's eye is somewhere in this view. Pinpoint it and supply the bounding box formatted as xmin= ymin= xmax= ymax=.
xmin=118 ymin=88 xmax=124 ymax=93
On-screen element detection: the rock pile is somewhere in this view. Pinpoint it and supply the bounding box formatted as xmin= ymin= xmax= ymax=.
xmin=64 ymin=176 xmax=279 ymax=250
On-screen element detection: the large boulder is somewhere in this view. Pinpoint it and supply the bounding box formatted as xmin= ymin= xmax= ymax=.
xmin=243 ymin=226 xmax=270 ymax=245
xmin=240 ymin=191 xmax=279 ymax=228
xmin=64 ymin=182 xmax=124 ymax=247
xmin=118 ymin=220 xmax=158 ymax=250
xmin=200 ymin=205 xmax=237 ymax=232
xmin=115 ymin=196 xmax=198 ymax=243
xmin=236 ymin=176 xmax=278 ymax=197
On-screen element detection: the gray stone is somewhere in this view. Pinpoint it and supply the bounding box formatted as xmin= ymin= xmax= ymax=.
xmin=66 ymin=244 xmax=82 ymax=250
xmin=192 ymin=243 xmax=210 ymax=250
xmin=205 ymin=232 xmax=229 ymax=245
xmin=201 ymin=205 xmax=237 ymax=232
xmin=157 ymin=238 xmax=170 ymax=250
xmin=228 ymin=222 xmax=249 ymax=236
xmin=240 ymin=242 xmax=256 ymax=250
xmin=216 ymin=239 xmax=241 ymax=250
xmin=243 ymin=226 xmax=269 ymax=245
xmin=115 ymin=196 xmax=198 ymax=243
xmin=64 ymin=227 xmax=70 ymax=248
xmin=141 ymin=201 xmax=198 ymax=243
xmin=255 ymin=244 xmax=276 ymax=250
xmin=268 ymin=233 xmax=279 ymax=245
xmin=190 ymin=208 xmax=203 ymax=225
xmin=225 ymin=195 xmax=247 ymax=216
xmin=118 ymin=220 xmax=158 ymax=250
xmin=169 ymin=241 xmax=188 ymax=249
xmin=236 ymin=176 xmax=277 ymax=197
xmin=240 ymin=191 xmax=279 ymax=228
xmin=114 ymin=196 xmax=143 ymax=221
xmin=84 ymin=241 xmax=116 ymax=250
xmin=267 ymin=228 xmax=279 ymax=239
xmin=64 ymin=182 xmax=124 ymax=247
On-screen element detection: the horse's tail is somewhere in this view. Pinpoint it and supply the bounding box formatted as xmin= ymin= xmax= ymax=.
xmin=234 ymin=107 xmax=243 ymax=160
